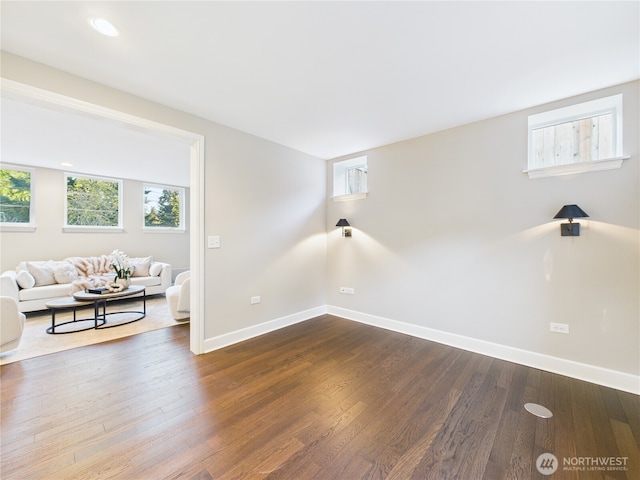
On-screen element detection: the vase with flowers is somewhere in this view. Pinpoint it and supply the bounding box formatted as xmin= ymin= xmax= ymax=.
xmin=110 ymin=249 xmax=132 ymax=290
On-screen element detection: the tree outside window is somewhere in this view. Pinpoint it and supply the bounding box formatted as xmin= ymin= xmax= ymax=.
xmin=66 ymin=174 xmax=121 ymax=227
xmin=144 ymin=185 xmax=184 ymax=229
xmin=0 ymin=166 xmax=33 ymax=224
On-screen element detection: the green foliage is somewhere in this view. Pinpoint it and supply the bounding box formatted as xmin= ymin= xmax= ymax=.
xmin=144 ymin=187 xmax=181 ymax=228
xmin=0 ymin=169 xmax=31 ymax=223
xmin=66 ymin=176 xmax=120 ymax=226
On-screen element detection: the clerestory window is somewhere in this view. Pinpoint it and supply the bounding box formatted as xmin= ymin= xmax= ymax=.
xmin=332 ymin=156 xmax=368 ymax=201
xmin=526 ymin=94 xmax=627 ymax=178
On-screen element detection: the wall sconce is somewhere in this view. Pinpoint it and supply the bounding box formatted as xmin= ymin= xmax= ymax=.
xmin=553 ymin=204 xmax=589 ymax=236
xmin=336 ymin=218 xmax=352 ymax=237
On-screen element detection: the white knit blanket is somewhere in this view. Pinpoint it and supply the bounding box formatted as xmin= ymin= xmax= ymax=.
xmin=66 ymin=255 xmax=115 ymax=293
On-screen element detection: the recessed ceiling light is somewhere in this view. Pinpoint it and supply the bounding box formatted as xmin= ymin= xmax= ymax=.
xmin=61 ymin=162 xmax=73 ymax=167
xmin=89 ymin=18 xmax=119 ymax=37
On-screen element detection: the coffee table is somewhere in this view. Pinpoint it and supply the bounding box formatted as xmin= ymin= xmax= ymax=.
xmin=45 ymin=285 xmax=146 ymax=334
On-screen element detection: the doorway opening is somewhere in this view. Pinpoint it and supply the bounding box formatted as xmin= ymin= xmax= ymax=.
xmin=1 ymin=79 xmax=205 ymax=355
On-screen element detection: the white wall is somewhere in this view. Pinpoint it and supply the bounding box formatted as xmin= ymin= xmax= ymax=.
xmin=201 ymin=122 xmax=327 ymax=338
xmin=327 ymin=81 xmax=639 ymax=382
xmin=1 ymin=52 xmax=328 ymax=341
xmin=0 ymin=166 xmax=191 ymax=273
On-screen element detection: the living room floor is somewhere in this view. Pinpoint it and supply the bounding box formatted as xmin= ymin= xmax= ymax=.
xmin=0 ymin=295 xmax=180 ymax=365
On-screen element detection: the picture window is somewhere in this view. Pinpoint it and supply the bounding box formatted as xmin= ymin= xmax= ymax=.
xmin=65 ymin=173 xmax=122 ymax=230
xmin=0 ymin=165 xmax=35 ymax=231
xmin=143 ymin=184 xmax=185 ymax=231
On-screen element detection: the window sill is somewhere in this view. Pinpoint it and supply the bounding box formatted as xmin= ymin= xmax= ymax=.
xmin=523 ymin=156 xmax=630 ymax=179
xmin=0 ymin=224 xmax=36 ymax=232
xmin=63 ymin=226 xmax=124 ymax=233
xmin=142 ymin=227 xmax=186 ymax=233
xmin=332 ymin=192 xmax=368 ymax=202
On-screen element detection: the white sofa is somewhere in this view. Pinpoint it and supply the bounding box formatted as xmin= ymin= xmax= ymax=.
xmin=0 ymin=255 xmax=172 ymax=313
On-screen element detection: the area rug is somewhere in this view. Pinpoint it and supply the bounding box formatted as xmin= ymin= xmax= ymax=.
xmin=0 ymin=296 xmax=184 ymax=365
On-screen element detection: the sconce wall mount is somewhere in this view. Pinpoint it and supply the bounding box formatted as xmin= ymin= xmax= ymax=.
xmin=336 ymin=218 xmax=352 ymax=237
xmin=553 ymin=204 xmax=589 ymax=236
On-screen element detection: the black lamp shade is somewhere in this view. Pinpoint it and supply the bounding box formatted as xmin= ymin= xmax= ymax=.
xmin=336 ymin=218 xmax=350 ymax=227
xmin=553 ymin=204 xmax=589 ymax=221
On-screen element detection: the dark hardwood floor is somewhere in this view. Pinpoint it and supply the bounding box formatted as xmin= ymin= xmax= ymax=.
xmin=1 ymin=315 xmax=638 ymax=479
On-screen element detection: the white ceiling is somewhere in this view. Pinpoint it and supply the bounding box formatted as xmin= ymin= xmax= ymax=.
xmin=1 ymin=1 xmax=638 ymax=182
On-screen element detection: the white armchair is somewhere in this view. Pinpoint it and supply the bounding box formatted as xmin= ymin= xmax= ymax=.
xmin=166 ymin=271 xmax=190 ymax=321
xmin=1 ymin=296 xmax=26 ymax=353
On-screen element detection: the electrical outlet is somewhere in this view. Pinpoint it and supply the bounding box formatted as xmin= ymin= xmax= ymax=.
xmin=550 ymin=322 xmax=569 ymax=334
xmin=251 ymin=296 xmax=261 ymax=305
xmin=339 ymin=287 xmax=355 ymax=294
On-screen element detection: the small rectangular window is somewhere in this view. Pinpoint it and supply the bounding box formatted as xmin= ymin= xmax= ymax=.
xmin=143 ymin=184 xmax=185 ymax=231
xmin=333 ymin=156 xmax=368 ymax=200
xmin=527 ymin=94 xmax=624 ymax=178
xmin=65 ymin=173 xmax=122 ymax=229
xmin=0 ymin=165 xmax=34 ymax=229
xmin=531 ymin=113 xmax=614 ymax=168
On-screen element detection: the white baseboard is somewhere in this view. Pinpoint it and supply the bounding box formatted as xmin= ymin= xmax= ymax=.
xmin=327 ymin=306 xmax=640 ymax=395
xmin=202 ymin=304 xmax=639 ymax=395
xmin=203 ymin=305 xmax=327 ymax=353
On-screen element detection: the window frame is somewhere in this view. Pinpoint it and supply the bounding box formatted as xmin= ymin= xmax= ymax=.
xmin=142 ymin=183 xmax=186 ymax=233
xmin=525 ymin=94 xmax=627 ymax=178
xmin=64 ymin=172 xmax=123 ymax=232
xmin=0 ymin=164 xmax=36 ymax=232
xmin=332 ymin=155 xmax=368 ymax=201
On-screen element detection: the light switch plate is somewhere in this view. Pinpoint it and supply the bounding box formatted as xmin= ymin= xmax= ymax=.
xmin=208 ymin=236 xmax=221 ymax=248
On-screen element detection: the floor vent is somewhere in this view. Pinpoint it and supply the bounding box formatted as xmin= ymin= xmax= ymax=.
xmin=524 ymin=403 xmax=553 ymax=418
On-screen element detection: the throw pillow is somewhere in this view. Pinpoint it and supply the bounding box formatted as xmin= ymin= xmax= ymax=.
xmin=130 ymin=256 xmax=152 ymax=277
xmin=16 ymin=270 xmax=36 ymax=289
xmin=149 ymin=262 xmax=162 ymax=277
xmin=53 ymin=263 xmax=78 ymax=284
xmin=26 ymin=261 xmax=56 ymax=286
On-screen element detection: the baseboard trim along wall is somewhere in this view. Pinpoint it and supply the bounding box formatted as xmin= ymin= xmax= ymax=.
xmin=203 ymin=306 xmax=326 ymax=353
xmin=202 ymin=305 xmax=638 ymax=395
xmin=327 ymin=306 xmax=640 ymax=395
